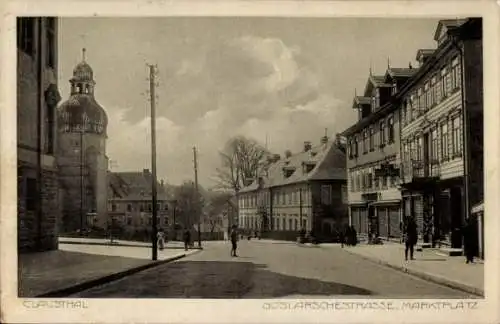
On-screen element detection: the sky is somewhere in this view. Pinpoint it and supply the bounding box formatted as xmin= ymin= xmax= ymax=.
xmin=58 ymin=17 xmax=440 ymax=187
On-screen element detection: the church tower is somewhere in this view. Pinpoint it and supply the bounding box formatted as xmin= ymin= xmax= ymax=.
xmin=57 ymin=48 xmax=109 ymax=231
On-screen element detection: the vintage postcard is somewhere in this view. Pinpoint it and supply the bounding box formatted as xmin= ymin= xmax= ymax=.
xmin=1 ymin=0 xmax=499 ymax=323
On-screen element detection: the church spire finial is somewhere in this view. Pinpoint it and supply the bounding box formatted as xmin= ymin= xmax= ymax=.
xmin=82 ymin=48 xmax=87 ymax=62
xmin=369 ymin=59 xmax=373 ymax=77
xmin=387 ymin=57 xmax=391 ymax=69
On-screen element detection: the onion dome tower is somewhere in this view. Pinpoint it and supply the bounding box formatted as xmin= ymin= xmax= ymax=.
xmin=58 ymin=48 xmax=108 ymax=135
xmin=57 ymin=48 xmax=109 ymax=231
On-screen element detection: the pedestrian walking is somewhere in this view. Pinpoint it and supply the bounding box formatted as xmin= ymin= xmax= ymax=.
xmin=463 ymin=218 xmax=477 ymax=264
xmin=403 ymin=217 xmax=418 ymax=261
xmin=183 ymin=228 xmax=191 ymax=251
xmin=230 ymin=225 xmax=239 ymax=257
xmin=157 ymin=228 xmax=165 ymax=251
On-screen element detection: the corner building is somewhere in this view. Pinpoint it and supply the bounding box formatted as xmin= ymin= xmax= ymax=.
xmin=398 ymin=19 xmax=483 ymax=247
xmin=17 ymin=17 xmax=62 ymax=252
xmin=57 ymin=49 xmax=109 ymax=231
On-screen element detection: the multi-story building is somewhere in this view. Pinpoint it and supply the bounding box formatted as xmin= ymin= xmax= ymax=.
xmin=341 ymin=18 xmax=483 ymax=251
xmin=107 ymin=169 xmax=171 ymax=239
xmin=17 ymin=17 xmax=62 ymax=252
xmin=238 ymin=136 xmax=348 ymax=241
xmin=398 ymin=18 xmax=482 ymax=248
xmin=57 ymin=49 xmax=109 ymax=232
xmin=342 ymin=67 xmax=415 ymax=241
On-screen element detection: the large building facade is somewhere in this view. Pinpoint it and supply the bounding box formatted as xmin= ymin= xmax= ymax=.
xmin=343 ymin=68 xmax=415 ymax=241
xmin=107 ymin=169 xmax=171 ymax=240
xmin=398 ymin=18 xmax=483 ymax=247
xmin=238 ymin=136 xmax=348 ymax=241
xmin=342 ymin=18 xmax=483 ymax=251
xmin=57 ymin=49 xmax=109 ymax=232
xmin=17 ymin=17 xmax=62 ymax=252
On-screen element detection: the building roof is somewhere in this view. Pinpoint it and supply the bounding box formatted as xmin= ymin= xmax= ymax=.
xmin=352 ymin=96 xmax=371 ymax=108
xmin=385 ymin=67 xmax=417 ymax=79
xmin=239 ymin=139 xmax=346 ymax=193
xmin=108 ymin=169 xmax=171 ymax=201
xmin=433 ymin=19 xmax=469 ymax=41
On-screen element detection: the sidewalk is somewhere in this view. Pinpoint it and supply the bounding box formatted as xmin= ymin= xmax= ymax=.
xmin=341 ymin=242 xmax=484 ymax=296
xmin=19 ymin=242 xmax=200 ymax=297
xmin=59 ymin=236 xmax=198 ymax=249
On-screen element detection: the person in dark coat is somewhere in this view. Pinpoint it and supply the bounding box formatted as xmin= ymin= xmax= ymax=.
xmin=183 ymin=228 xmax=191 ymax=251
xmin=463 ymin=218 xmax=477 ymax=264
xmin=349 ymin=225 xmax=357 ymax=246
xmin=404 ymin=217 xmax=418 ymax=261
xmin=230 ymin=225 xmax=239 ymax=257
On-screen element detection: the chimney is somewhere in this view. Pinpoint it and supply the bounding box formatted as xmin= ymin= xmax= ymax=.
xmin=409 ymin=62 xmax=413 ymax=69
xmin=320 ymin=136 xmax=328 ymax=145
xmin=284 ymin=150 xmax=292 ymax=158
xmin=143 ymin=168 xmax=150 ymax=175
xmin=303 ymin=141 xmax=312 ymax=152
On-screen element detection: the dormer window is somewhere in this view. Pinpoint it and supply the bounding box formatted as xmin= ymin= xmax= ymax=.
xmin=302 ymin=162 xmax=316 ymax=174
xmin=283 ymin=166 xmax=296 ymax=178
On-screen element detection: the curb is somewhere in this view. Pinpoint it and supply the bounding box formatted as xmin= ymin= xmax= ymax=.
xmin=59 ymin=240 xmax=203 ymax=250
xmin=36 ymin=250 xmax=201 ymax=297
xmin=342 ymin=248 xmax=484 ymax=297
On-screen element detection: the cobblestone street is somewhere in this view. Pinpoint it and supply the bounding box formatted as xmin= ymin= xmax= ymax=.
xmin=72 ymin=241 xmax=474 ymax=298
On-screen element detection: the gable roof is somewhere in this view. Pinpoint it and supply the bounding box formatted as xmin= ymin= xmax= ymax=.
xmin=363 ymin=75 xmax=392 ymax=97
xmin=108 ymin=170 xmax=171 ymax=201
xmin=433 ymin=19 xmax=468 ymax=41
xmin=385 ymin=68 xmax=417 ymax=79
xmin=239 ymin=140 xmax=346 ymax=193
xmin=352 ymin=96 xmax=371 ymax=109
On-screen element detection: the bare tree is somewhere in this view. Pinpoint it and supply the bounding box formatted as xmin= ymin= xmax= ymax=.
xmin=172 ymin=181 xmax=205 ymax=229
xmin=213 ymin=136 xmax=271 ymax=193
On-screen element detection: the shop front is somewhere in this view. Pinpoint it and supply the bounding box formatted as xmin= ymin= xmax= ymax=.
xmin=471 ymin=201 xmax=484 ymax=259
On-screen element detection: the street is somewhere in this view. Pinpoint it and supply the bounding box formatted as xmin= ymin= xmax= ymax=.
xmin=71 ymin=240 xmax=473 ymax=298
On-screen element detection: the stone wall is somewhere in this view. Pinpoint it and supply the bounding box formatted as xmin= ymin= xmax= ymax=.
xmin=18 ymin=163 xmax=59 ymax=252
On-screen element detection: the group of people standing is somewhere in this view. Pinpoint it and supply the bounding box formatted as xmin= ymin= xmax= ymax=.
xmin=340 ymin=225 xmax=358 ymax=247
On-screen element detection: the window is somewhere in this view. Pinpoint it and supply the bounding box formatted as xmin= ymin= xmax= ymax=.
xmin=288 ymin=192 xmax=292 ymax=205
xmin=424 ymin=82 xmax=430 ymax=111
xmin=440 ymin=67 xmax=449 ymax=98
xmin=452 ymin=115 xmax=462 ymax=156
xmin=354 ymin=135 xmax=359 ymax=156
xmin=408 ymin=95 xmax=415 ymax=121
xmin=127 ymin=217 xmax=132 ymax=225
xmin=379 ymin=120 xmax=386 ymax=146
xmin=26 ymin=178 xmax=37 ymax=211
xmin=441 ymin=122 xmax=449 ymax=160
xmin=387 ymin=116 xmax=394 ymax=143
xmin=140 ymin=204 xmax=144 ymax=212
xmin=430 ymin=76 xmax=437 ymax=107
xmin=417 ymin=89 xmax=424 ymax=116
xmin=341 ymin=185 xmax=348 ymax=203
xmin=416 ymin=136 xmax=423 ymax=160
xmin=45 ymin=98 xmax=55 ymax=155
xmin=374 ymin=89 xmax=380 ymax=110
xmin=17 ymin=18 xmax=35 ymax=56
xmin=431 ymin=129 xmax=439 ymax=162
xmin=451 ymin=57 xmax=461 ymax=90
xmin=294 ymin=219 xmax=298 ymax=231
xmin=363 ymin=129 xmax=368 ymax=153
xmin=148 ymin=204 xmax=152 ymax=212
xmin=321 ymin=185 xmax=332 ymax=205
xmin=369 ymin=126 xmax=374 ymax=151
xmin=45 ymin=18 xmax=56 ymax=68
xmin=112 ymin=203 xmax=117 ymax=212
xmin=127 ymin=204 xmax=132 ymax=212
xmin=282 ymin=218 xmax=286 ymax=231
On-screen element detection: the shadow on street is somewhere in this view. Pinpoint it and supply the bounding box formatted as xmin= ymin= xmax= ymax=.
xmin=74 ymin=260 xmax=374 ymax=298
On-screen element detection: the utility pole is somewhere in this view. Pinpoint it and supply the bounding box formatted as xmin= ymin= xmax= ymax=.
xmin=148 ymin=64 xmax=159 ymax=261
xmin=193 ymin=146 xmax=202 ymax=248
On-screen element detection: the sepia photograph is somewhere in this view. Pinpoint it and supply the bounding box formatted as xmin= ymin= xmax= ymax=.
xmin=2 ymin=1 xmax=499 ymax=323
